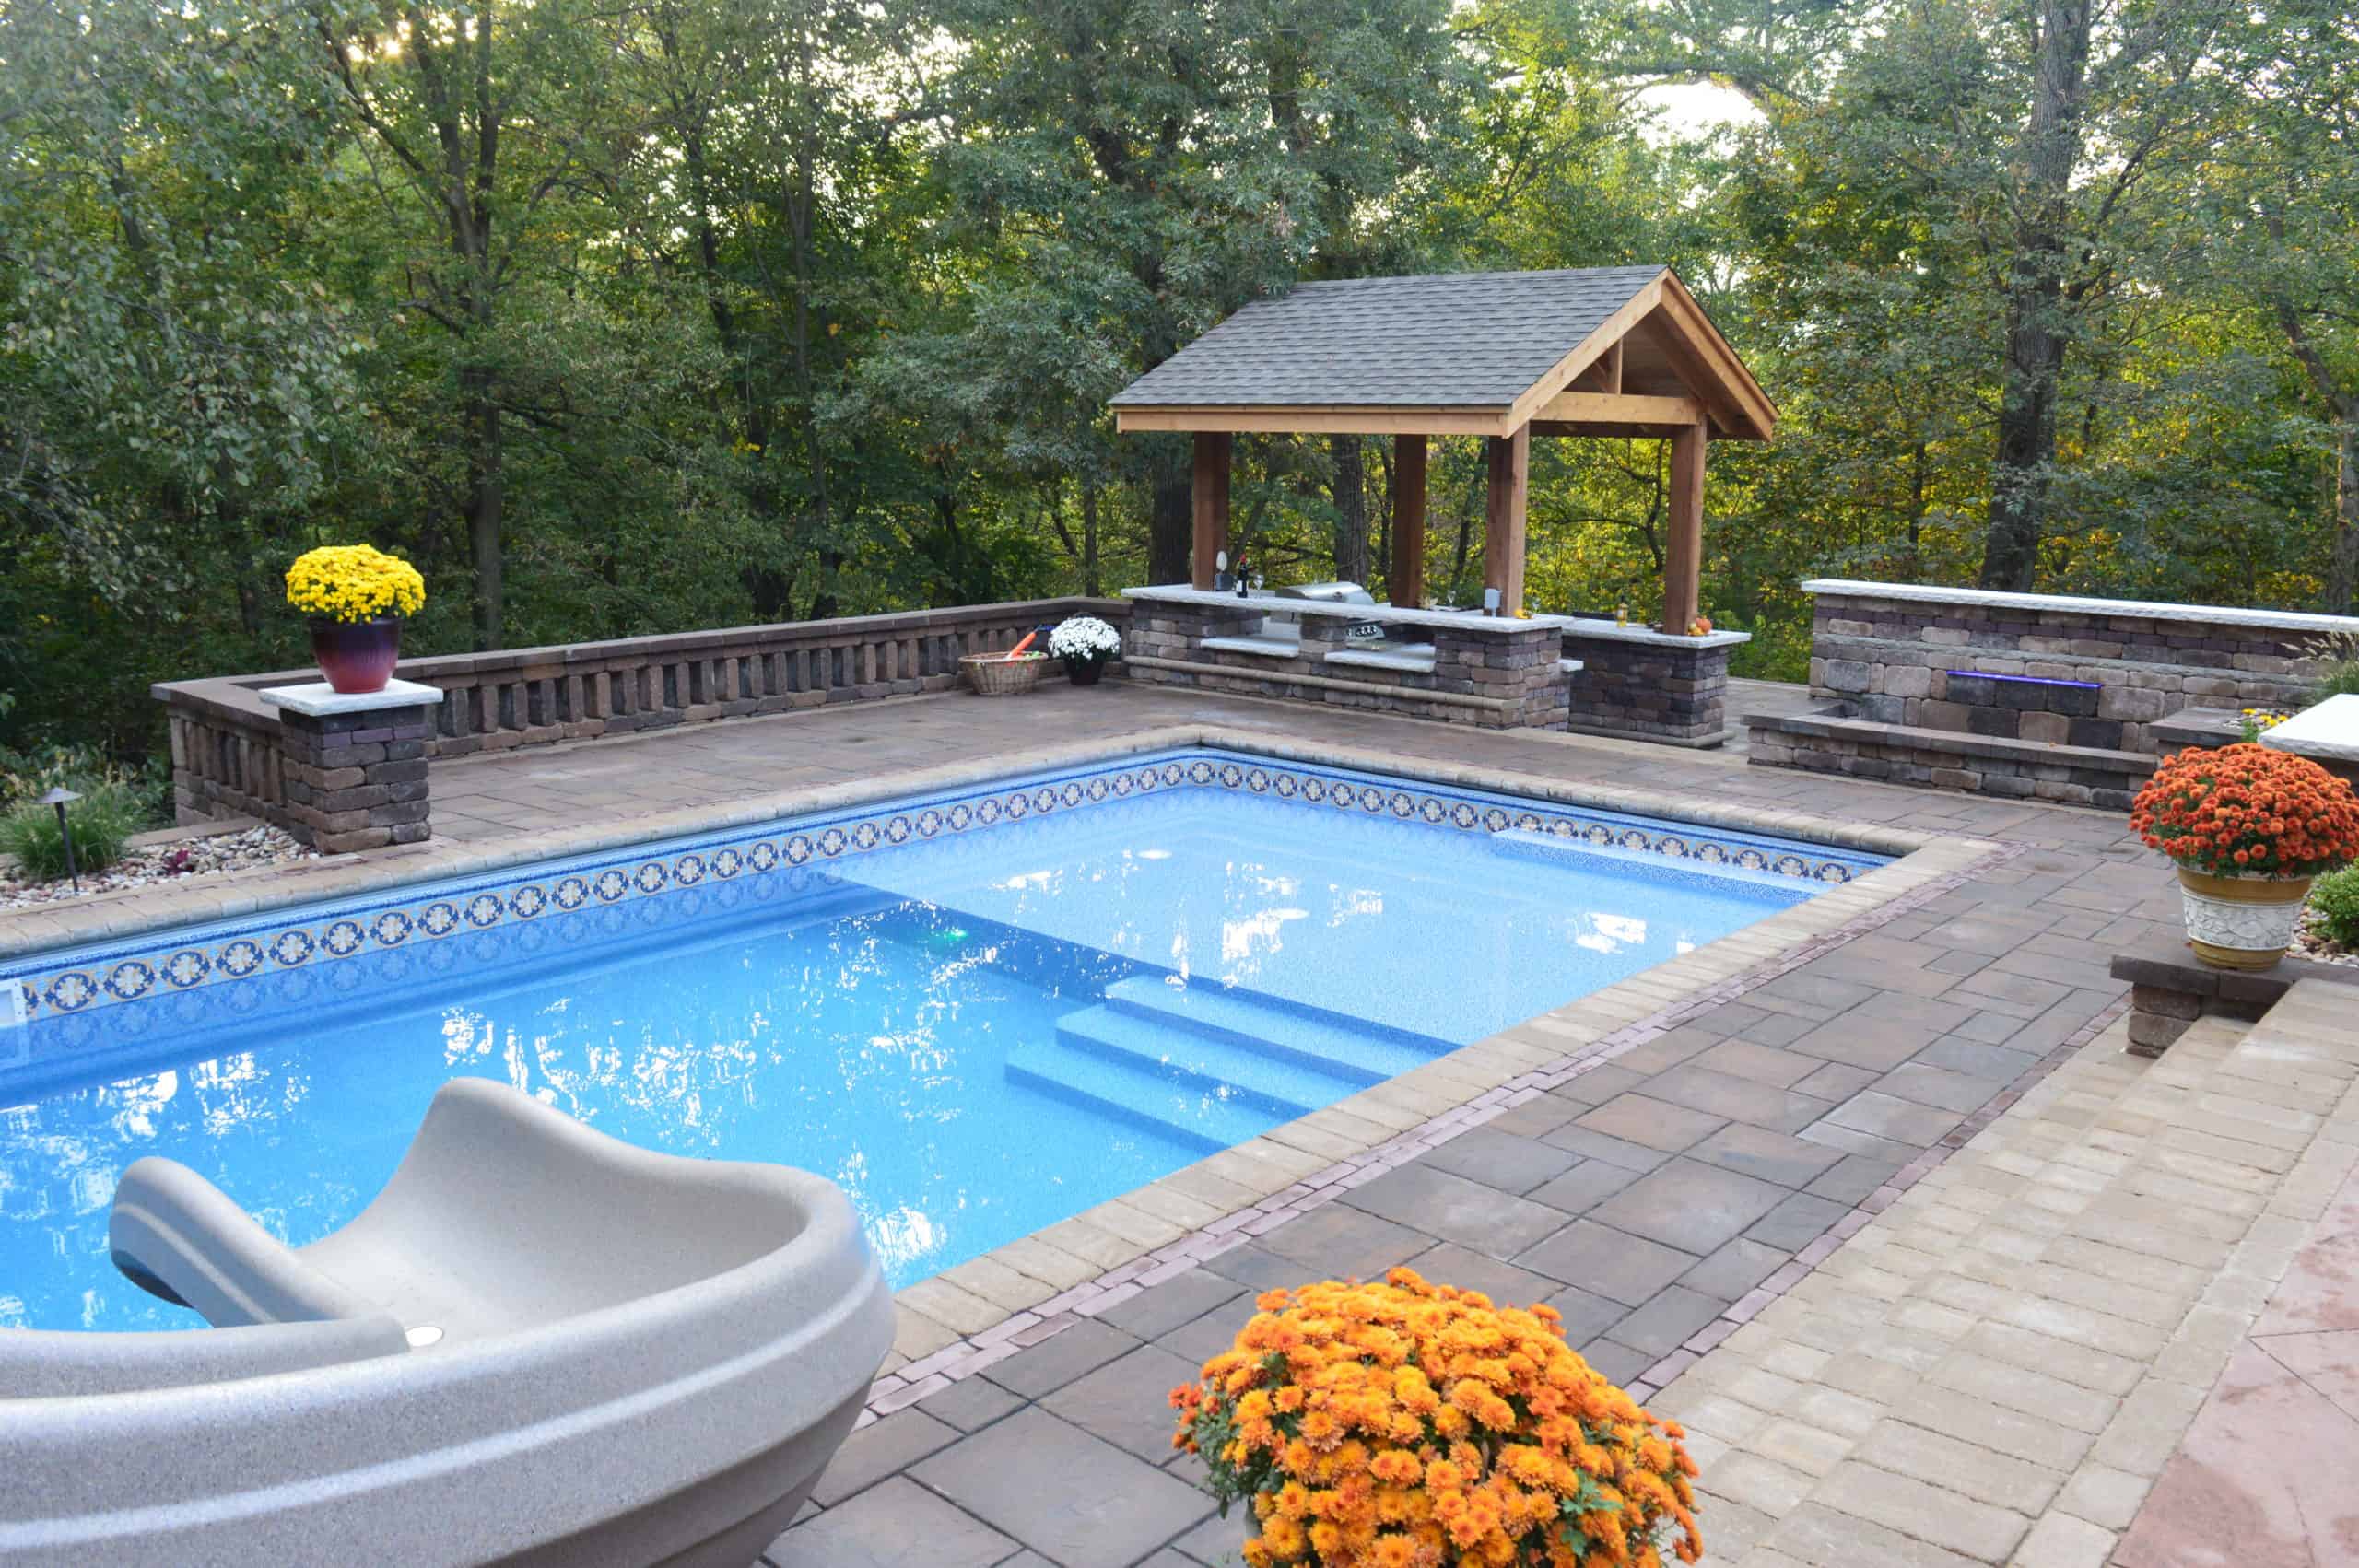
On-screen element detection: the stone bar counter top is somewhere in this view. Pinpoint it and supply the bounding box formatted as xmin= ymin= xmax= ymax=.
xmin=1121 ymin=584 xmax=1753 ymax=649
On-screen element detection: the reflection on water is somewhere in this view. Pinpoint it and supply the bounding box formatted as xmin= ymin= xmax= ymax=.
xmin=0 ymin=783 xmax=1811 ymax=1334
xmin=0 ymin=887 xmax=1184 ymax=1330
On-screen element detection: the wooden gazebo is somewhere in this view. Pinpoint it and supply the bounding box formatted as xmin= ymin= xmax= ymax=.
xmin=1109 ymin=265 xmax=1775 ymax=631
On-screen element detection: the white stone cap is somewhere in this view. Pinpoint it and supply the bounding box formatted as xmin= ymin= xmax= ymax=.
xmin=1802 ymin=578 xmax=2359 ymax=637
xmin=1553 ymin=618 xmax=1750 ymax=649
xmin=259 ymin=678 xmax=445 ymax=718
xmin=2261 ymin=695 xmax=2359 ymax=764
xmin=1122 ymin=584 xmax=1749 ymax=646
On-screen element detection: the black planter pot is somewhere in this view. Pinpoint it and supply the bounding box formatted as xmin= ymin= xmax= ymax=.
xmin=1064 ymin=656 xmax=1107 ymax=687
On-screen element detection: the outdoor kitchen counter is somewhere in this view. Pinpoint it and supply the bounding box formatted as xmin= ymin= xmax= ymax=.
xmin=1119 ymin=585 xmax=1744 ymax=743
xmin=1119 ymin=584 xmax=1751 ymax=649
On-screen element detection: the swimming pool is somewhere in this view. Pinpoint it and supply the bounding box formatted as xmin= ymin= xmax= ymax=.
xmin=0 ymin=747 xmax=1882 ymax=1331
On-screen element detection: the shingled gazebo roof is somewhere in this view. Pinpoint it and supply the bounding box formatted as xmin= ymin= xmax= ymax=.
xmin=1110 ymin=265 xmax=1775 ymax=441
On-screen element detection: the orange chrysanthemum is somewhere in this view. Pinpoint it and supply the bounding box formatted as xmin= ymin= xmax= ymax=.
xmin=2131 ymin=744 xmax=2359 ymax=878
xmin=1170 ymin=1269 xmax=1704 ymax=1566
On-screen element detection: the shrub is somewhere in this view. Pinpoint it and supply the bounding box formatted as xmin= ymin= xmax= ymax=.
xmin=2130 ymin=744 xmax=2359 ymax=878
xmin=2311 ymin=866 xmax=2359 ymax=948
xmin=1169 ymin=1268 xmax=1702 ymax=1567
xmin=0 ymin=742 xmax=168 ymax=882
xmin=0 ymin=781 xmax=145 ymax=880
xmin=2317 ymin=661 xmax=2359 ymax=702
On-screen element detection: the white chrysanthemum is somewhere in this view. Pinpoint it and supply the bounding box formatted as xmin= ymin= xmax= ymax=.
xmin=1050 ymin=615 xmax=1122 ymax=660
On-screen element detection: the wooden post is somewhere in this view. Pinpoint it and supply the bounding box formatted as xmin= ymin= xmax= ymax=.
xmin=1483 ymin=425 xmax=1529 ymax=615
xmin=1663 ymin=418 xmax=1707 ymax=633
xmin=1391 ymin=434 xmax=1426 ymax=607
xmin=1191 ymin=432 xmax=1231 ymax=590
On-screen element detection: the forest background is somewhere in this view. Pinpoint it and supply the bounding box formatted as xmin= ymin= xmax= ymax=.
xmin=4 ymin=0 xmax=2353 ymax=763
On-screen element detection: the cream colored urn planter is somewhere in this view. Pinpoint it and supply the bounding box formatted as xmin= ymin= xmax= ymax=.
xmin=2176 ymin=865 xmax=2313 ymax=971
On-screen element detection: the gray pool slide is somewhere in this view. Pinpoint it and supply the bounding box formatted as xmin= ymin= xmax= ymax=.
xmin=0 ymin=1076 xmax=896 ymax=1566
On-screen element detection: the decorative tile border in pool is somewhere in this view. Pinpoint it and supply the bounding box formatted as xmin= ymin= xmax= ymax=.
xmin=1 ymin=747 xmax=1886 ymax=1024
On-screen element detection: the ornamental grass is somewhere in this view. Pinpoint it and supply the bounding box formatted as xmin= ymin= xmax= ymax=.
xmin=2130 ymin=743 xmax=2359 ymax=878
xmin=286 ymin=544 xmax=427 ymax=623
xmin=1169 ymin=1268 xmax=1702 ymax=1568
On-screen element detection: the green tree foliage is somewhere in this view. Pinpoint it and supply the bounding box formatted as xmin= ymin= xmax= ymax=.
xmin=3 ymin=0 xmax=2357 ymax=754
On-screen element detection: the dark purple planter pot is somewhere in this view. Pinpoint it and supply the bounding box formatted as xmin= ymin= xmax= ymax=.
xmin=310 ymin=616 xmax=404 ymax=695
xmin=1063 ymin=657 xmax=1107 ymax=686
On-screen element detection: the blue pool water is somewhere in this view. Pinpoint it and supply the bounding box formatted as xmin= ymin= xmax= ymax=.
xmin=0 ymin=749 xmax=1865 ymax=1331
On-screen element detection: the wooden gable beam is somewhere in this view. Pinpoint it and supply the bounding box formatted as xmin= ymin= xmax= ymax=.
xmin=1533 ymin=392 xmax=1706 ymax=427
xmin=1646 ymin=275 xmax=1778 ymax=440
xmin=1499 ymin=273 xmax=1669 ymax=432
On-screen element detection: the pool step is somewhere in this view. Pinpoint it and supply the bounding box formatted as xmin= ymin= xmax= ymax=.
xmin=1052 ymin=1004 xmax=1363 ymax=1119
xmin=1005 ymin=977 xmax=1450 ymax=1149
xmin=1003 ymin=1039 xmax=1276 ymax=1153
xmin=1099 ymin=976 xmax=1445 ymax=1082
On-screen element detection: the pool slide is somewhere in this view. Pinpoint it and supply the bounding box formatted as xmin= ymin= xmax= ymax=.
xmin=0 ymin=1077 xmax=896 ymax=1566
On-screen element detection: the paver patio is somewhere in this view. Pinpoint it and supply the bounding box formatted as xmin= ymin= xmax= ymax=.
xmin=452 ymin=680 xmax=2165 ymax=1568
xmin=21 ymin=676 xmax=2322 ymax=1566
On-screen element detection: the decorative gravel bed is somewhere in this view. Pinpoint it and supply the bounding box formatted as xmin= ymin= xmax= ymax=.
xmin=2294 ymin=917 xmax=2359 ymax=969
xmin=0 ymin=825 xmax=317 ymax=911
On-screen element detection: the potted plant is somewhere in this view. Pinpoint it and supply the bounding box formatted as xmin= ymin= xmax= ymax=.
xmin=285 ymin=544 xmax=428 ymax=695
xmin=1049 ymin=614 xmax=1122 ymax=686
xmin=2131 ymin=743 xmax=2359 ymax=970
xmin=1169 ymin=1268 xmax=1703 ymax=1567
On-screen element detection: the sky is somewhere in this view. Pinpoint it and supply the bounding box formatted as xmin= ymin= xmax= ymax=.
xmin=1635 ymin=79 xmax=1766 ymax=141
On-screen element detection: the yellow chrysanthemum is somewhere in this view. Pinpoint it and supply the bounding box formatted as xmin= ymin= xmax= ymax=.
xmin=286 ymin=544 xmax=427 ymax=623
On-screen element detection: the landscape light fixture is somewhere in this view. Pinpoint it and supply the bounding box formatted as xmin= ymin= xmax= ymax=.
xmin=37 ymin=787 xmax=81 ymax=891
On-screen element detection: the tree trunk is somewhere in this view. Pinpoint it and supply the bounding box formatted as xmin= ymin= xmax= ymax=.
xmin=2271 ymin=282 xmax=2359 ymax=615
xmin=1149 ymin=438 xmax=1193 ymax=584
xmin=1330 ymin=435 xmax=1369 ymax=583
xmin=2331 ymin=421 xmax=2359 ymax=615
xmin=1080 ymin=481 xmax=1102 ymax=598
xmin=1979 ymin=0 xmax=2092 ymax=592
xmin=464 ymin=368 xmax=504 ymax=649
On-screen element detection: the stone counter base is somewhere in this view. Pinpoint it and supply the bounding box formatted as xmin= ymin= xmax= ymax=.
xmin=1560 ymin=634 xmax=1728 ymax=744
xmin=1125 ymin=604 xmax=1570 ymax=731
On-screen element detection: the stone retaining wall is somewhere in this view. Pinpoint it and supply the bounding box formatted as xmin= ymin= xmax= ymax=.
xmin=1750 ymin=581 xmax=2359 ymax=808
xmin=1746 ymin=711 xmax=2154 ymax=810
xmin=1804 ymin=579 xmax=2341 ymax=752
xmin=157 ymin=597 xmax=1127 ymax=827
xmin=2109 ymin=934 xmax=2359 ymax=1056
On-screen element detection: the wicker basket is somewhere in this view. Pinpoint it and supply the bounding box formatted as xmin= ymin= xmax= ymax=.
xmin=959 ymin=650 xmax=1049 ymax=696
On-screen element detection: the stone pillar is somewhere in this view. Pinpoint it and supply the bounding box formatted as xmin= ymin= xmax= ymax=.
xmin=1558 ymin=628 xmax=1740 ymax=746
xmin=260 ymin=678 xmax=442 ymax=854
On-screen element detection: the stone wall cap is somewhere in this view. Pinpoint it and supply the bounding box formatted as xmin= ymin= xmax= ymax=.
xmin=2260 ymin=693 xmax=2359 ymax=763
xmin=1802 ymin=578 xmax=2359 ymax=636
xmin=259 ymin=679 xmax=446 ymax=717
xmin=2110 ymin=930 xmax=2359 ymax=1000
